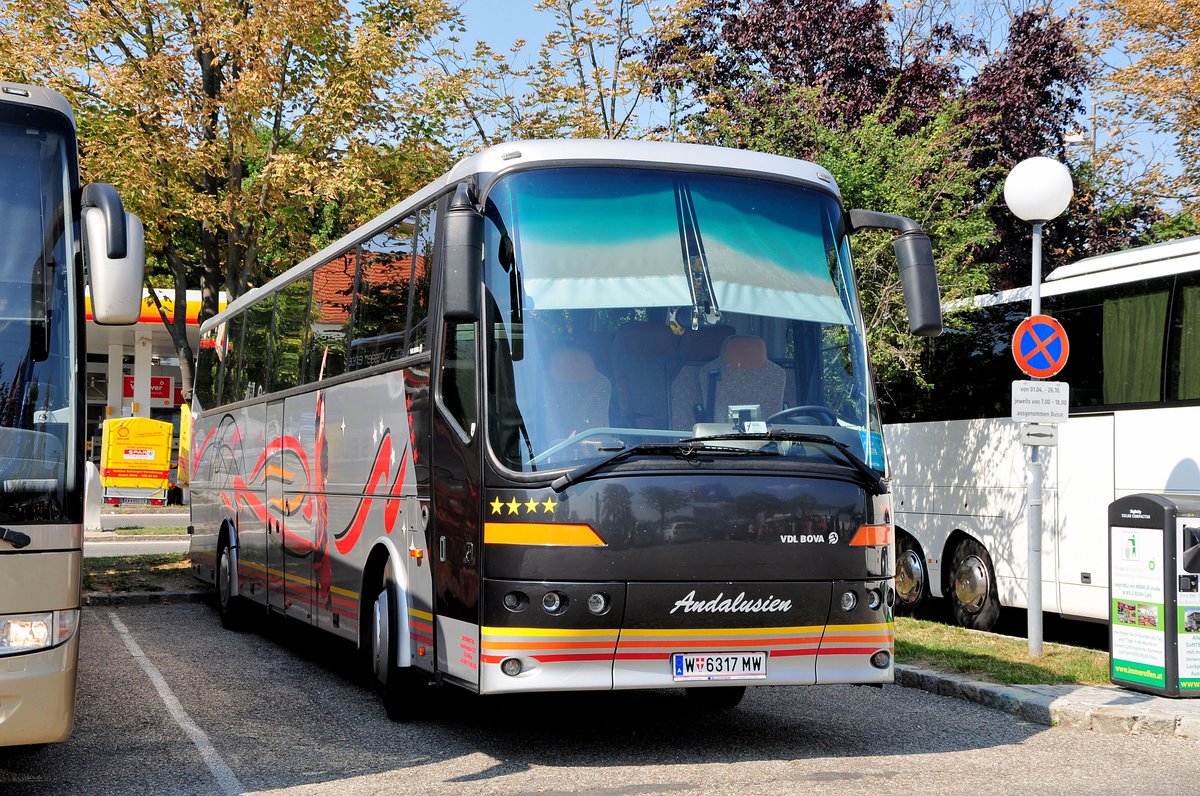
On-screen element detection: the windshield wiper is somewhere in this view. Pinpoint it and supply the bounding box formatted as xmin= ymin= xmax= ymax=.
xmin=550 ymin=440 xmax=776 ymax=493
xmin=688 ymin=430 xmax=887 ymax=496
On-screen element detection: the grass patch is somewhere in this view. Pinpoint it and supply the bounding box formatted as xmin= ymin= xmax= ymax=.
xmin=112 ymin=526 xmax=189 ymax=536
xmin=82 ymin=553 xmax=192 ymax=593
xmin=896 ymin=616 xmax=1110 ymax=685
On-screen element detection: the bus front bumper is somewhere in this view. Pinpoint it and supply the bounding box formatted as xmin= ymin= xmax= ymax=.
xmin=0 ymin=635 xmax=79 ymax=746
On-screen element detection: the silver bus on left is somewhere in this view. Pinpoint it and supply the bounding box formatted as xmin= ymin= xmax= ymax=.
xmin=0 ymin=81 xmax=144 ymax=746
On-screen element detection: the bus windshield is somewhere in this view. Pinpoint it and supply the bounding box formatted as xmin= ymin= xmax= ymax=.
xmin=482 ymin=166 xmax=881 ymax=473
xmin=0 ymin=122 xmax=76 ymax=524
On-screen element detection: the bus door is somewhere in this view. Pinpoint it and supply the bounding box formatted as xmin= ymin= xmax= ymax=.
xmin=270 ymin=398 xmax=315 ymax=623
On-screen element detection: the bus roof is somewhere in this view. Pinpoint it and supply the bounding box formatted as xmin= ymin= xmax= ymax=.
xmin=1044 ymin=234 xmax=1200 ymax=282
xmin=953 ymin=234 xmax=1200 ymax=311
xmin=208 ymin=140 xmax=840 ymax=328
xmin=0 ymin=81 xmax=75 ymax=125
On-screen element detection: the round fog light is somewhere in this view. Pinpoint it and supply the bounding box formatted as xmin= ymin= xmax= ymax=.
xmin=840 ymin=590 xmax=858 ymax=612
xmin=866 ymin=588 xmax=882 ymax=610
xmin=503 ymin=591 xmax=528 ymax=612
xmin=870 ymin=650 xmax=891 ymax=669
xmin=587 ymin=592 xmax=610 ymax=615
xmin=542 ymin=591 xmax=566 ymax=614
xmin=501 ymin=657 xmax=523 ymax=676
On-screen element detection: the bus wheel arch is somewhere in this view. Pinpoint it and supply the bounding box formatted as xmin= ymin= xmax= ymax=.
xmin=893 ymin=528 xmax=928 ymax=614
xmin=945 ymin=531 xmax=1000 ymax=631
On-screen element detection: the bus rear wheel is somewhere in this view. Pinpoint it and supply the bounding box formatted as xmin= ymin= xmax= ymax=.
xmin=685 ymin=686 xmax=746 ymax=710
xmin=894 ymin=533 xmax=928 ymax=615
xmin=371 ymin=581 xmax=428 ymax=722
xmin=948 ymin=537 xmax=1000 ymax=631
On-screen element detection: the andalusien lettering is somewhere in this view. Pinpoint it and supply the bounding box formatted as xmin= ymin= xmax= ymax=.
xmin=669 ymin=590 xmax=792 ymax=614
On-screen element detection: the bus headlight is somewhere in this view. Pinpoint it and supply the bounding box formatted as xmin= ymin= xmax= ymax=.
xmin=0 ymin=609 xmax=78 ymax=656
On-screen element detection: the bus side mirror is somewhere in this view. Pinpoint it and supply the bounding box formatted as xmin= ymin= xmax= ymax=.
xmin=442 ymin=183 xmax=482 ymax=323
xmin=83 ymin=183 xmax=145 ymax=326
xmin=848 ymin=209 xmax=943 ymax=337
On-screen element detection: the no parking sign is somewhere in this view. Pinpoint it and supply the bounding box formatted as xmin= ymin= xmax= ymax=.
xmin=1012 ymin=314 xmax=1069 ymax=379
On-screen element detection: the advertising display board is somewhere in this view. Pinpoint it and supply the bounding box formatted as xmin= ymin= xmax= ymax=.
xmin=1109 ymin=494 xmax=1200 ymax=697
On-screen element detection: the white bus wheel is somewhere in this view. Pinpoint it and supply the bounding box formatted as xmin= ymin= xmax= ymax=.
xmin=894 ymin=534 xmax=928 ymax=614
xmin=948 ymin=538 xmax=1000 ymax=631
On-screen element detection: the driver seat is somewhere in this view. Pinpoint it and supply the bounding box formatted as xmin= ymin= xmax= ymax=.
xmin=700 ymin=335 xmax=785 ymax=424
xmin=544 ymin=348 xmax=612 ymax=443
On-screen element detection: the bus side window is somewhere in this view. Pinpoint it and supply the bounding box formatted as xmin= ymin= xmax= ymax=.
xmin=441 ymin=322 xmax=477 ymax=437
xmin=195 ymin=326 xmax=222 ymax=410
xmin=350 ymin=215 xmax=416 ymax=371
xmin=272 ymin=276 xmax=312 ymax=392
xmin=1171 ymin=275 xmax=1200 ymax=401
xmin=408 ymin=201 xmax=436 ymax=355
xmin=242 ymin=296 xmax=274 ymax=400
xmin=221 ymin=312 xmax=246 ymax=405
xmin=307 ymin=255 xmax=353 ymax=382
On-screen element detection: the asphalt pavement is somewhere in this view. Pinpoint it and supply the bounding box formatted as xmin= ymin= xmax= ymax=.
xmin=78 ymin=529 xmax=1200 ymax=739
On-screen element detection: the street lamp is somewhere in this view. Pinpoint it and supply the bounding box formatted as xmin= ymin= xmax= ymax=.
xmin=1003 ymin=156 xmax=1073 ymax=658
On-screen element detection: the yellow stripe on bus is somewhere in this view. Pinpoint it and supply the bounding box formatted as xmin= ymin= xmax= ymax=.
xmin=483 ymin=522 xmax=606 ymax=547
xmin=618 ymin=625 xmax=825 ymax=638
xmin=409 ymin=608 xmax=433 ymax=621
xmin=482 ymin=627 xmax=619 ymax=638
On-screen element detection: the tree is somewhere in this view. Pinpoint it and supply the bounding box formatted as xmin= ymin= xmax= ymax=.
xmin=0 ymin=0 xmax=458 ymax=397
xmin=426 ymin=0 xmax=699 ymax=148
xmin=1089 ymin=0 xmax=1200 ymax=218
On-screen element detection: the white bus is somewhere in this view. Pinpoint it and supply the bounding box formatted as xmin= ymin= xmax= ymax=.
xmin=188 ymin=139 xmax=943 ymax=717
xmin=883 ymin=235 xmax=1200 ymax=630
xmin=0 ymin=82 xmax=144 ymax=745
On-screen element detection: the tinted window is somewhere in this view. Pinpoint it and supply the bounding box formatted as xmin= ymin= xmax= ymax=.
xmin=242 ymin=296 xmax=274 ymax=400
xmin=1170 ymin=273 xmax=1200 ymax=401
xmin=1046 ymin=276 xmax=1170 ymax=406
xmin=272 ymin=277 xmax=311 ymax=391
xmin=220 ymin=313 xmax=246 ymax=405
xmin=306 ymin=255 xmax=354 ymax=382
xmin=349 ymin=216 xmax=417 ymax=371
xmin=441 ymin=322 xmax=477 ymax=436
xmin=195 ymin=327 xmax=221 ymax=409
xmin=880 ymin=302 xmax=1022 ymax=422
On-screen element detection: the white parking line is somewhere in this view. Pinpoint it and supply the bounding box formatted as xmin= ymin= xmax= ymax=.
xmin=106 ymin=612 xmax=245 ymax=796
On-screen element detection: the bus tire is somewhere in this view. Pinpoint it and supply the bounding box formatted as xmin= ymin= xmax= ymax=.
xmin=894 ymin=533 xmax=928 ymax=615
xmin=372 ymin=581 xmax=428 ymax=722
xmin=216 ymin=539 xmax=247 ymax=631
xmin=948 ymin=537 xmax=1000 ymax=631
xmin=685 ymin=686 xmax=746 ymax=710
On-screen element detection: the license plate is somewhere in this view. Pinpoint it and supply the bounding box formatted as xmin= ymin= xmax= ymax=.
xmin=121 ymin=499 xmax=149 ymax=505
xmin=672 ymin=651 xmax=767 ymax=681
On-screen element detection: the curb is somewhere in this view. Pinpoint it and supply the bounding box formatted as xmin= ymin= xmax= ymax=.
xmin=83 ymin=590 xmax=210 ymax=606
xmin=895 ymin=664 xmax=1200 ymax=739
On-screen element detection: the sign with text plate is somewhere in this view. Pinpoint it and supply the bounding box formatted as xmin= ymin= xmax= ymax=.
xmin=1012 ymin=380 xmax=1069 ymax=423
xmin=1019 ymin=423 xmax=1058 ymax=447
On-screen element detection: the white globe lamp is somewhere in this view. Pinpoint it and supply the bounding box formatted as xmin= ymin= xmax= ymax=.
xmin=1003 ymin=157 xmax=1073 ymax=223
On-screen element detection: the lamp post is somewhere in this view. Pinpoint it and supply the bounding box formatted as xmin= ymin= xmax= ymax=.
xmin=1003 ymin=156 xmax=1073 ymax=658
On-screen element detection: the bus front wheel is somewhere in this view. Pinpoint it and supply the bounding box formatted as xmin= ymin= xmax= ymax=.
xmin=948 ymin=537 xmax=1000 ymax=631
xmin=371 ymin=581 xmax=428 ymax=722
